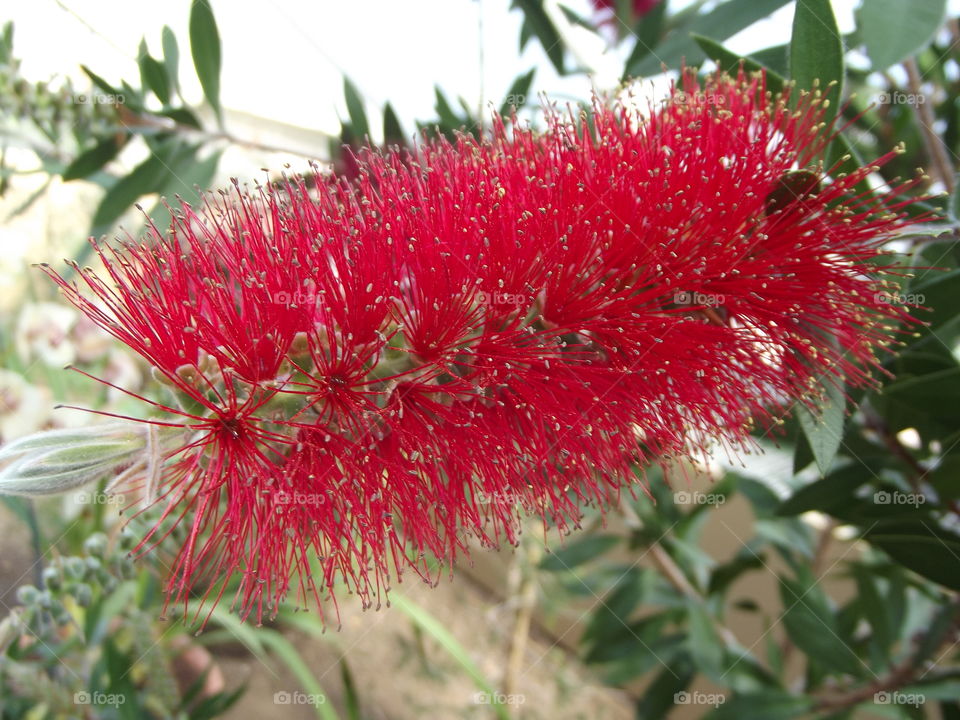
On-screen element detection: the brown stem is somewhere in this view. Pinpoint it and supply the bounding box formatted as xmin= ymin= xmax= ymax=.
xmin=903 ymin=57 xmax=955 ymax=193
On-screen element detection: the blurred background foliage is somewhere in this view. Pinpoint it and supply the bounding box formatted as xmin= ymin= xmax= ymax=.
xmin=2 ymin=0 xmax=960 ymax=718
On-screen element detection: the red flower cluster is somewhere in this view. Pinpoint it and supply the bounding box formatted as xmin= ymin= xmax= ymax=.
xmin=44 ymin=69 xmax=920 ymax=625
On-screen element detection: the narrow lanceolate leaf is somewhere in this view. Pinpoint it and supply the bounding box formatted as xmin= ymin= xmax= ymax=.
xmin=626 ymin=0 xmax=791 ymax=78
xmin=796 ymin=379 xmax=845 ymax=476
xmin=691 ymin=34 xmax=785 ymax=95
xmin=779 ymin=576 xmax=863 ymax=675
xmin=161 ymin=25 xmax=180 ymax=94
xmin=499 ymin=68 xmax=536 ymax=117
xmin=139 ymin=39 xmax=171 ymax=105
xmin=856 ymin=0 xmax=947 ymax=70
xmin=189 ymin=0 xmax=222 ymax=123
xmin=343 ymin=77 xmax=369 ymax=140
xmin=790 ymin=0 xmax=844 ymax=126
xmin=0 ymin=424 xmax=147 ymax=496
xmin=63 ymin=137 xmax=124 ymax=182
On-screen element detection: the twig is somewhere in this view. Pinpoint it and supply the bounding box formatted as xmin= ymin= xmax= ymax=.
xmin=502 ymin=539 xmax=539 ymax=712
xmin=903 ymin=57 xmax=955 ymax=193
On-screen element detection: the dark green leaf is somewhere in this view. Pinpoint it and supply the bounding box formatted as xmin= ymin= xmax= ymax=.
xmin=626 ymin=0 xmax=792 ymax=78
xmin=686 ymin=600 xmax=725 ymax=680
xmin=796 ymin=379 xmax=845 ymax=476
xmin=63 ymin=137 xmax=124 ymax=182
xmin=90 ymin=140 xmax=185 ymax=234
xmin=138 ymin=39 xmax=171 ymax=105
xmin=706 ymin=690 xmax=812 ymax=719
xmin=514 ymin=0 xmax=565 ymax=75
xmin=777 ymin=463 xmax=871 ymax=516
xmin=382 ymin=102 xmax=404 ymax=145
xmin=499 ymin=68 xmax=536 ymax=117
xmin=582 ymin=569 xmax=643 ymax=647
xmin=80 ymin=65 xmax=123 ymax=97
xmin=625 ymin=0 xmax=667 ymax=70
xmin=691 ymin=34 xmax=786 ymax=94
xmin=856 ymin=0 xmax=947 ymax=70
xmin=779 ymin=576 xmax=863 ymax=675
xmin=635 ymin=654 xmax=695 ymax=720
xmin=343 ymin=76 xmax=369 ymax=140
xmin=864 ymin=521 xmax=960 ymax=590
xmin=790 ymin=0 xmax=844 ymax=126
xmin=189 ymin=0 xmax=222 ymax=122
xmin=539 ymin=534 xmax=620 ymax=571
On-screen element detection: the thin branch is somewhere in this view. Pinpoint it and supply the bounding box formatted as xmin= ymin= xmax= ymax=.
xmin=903 ymin=57 xmax=955 ymax=193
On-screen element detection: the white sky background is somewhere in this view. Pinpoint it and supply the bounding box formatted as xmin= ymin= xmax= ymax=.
xmin=3 ymin=0 xmax=857 ymax=141
xmin=4 ymin=0 xmax=960 ymax=154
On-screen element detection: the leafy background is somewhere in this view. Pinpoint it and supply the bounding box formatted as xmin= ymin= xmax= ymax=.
xmin=1 ymin=0 xmax=960 ymax=718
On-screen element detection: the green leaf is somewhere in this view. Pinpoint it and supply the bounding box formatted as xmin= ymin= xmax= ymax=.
xmin=635 ymin=654 xmax=695 ymax=719
xmin=89 ymin=140 xmax=188 ymax=234
xmin=138 ymin=39 xmax=171 ymax=105
xmin=382 ymin=102 xmax=405 ymax=145
xmin=433 ymin=86 xmax=463 ymax=131
xmin=148 ymin=146 xmax=222 ymax=233
xmin=686 ymin=600 xmax=725 ymax=681
xmin=864 ymin=521 xmax=960 ymax=591
xmin=626 ymin=0 xmax=792 ymax=78
xmin=189 ymin=0 xmax=222 ymax=123
xmin=796 ymin=379 xmax=845 ymax=476
xmin=499 ymin=68 xmax=536 ymax=117
xmin=63 ymin=137 xmax=124 ymax=182
xmin=691 ymin=34 xmax=786 ymax=94
xmin=625 ymin=0 xmax=667 ymax=69
xmin=513 ymin=0 xmax=565 ymax=75
xmin=539 ymin=534 xmax=620 ymax=571
xmin=582 ymin=569 xmax=643 ymax=647
xmin=856 ymin=0 xmax=947 ymax=70
xmin=790 ymin=0 xmax=844 ymax=126
xmin=706 ymin=690 xmax=812 ymax=719
xmin=779 ymin=576 xmax=864 ymax=676
xmin=81 ymin=64 xmax=124 ymax=97
xmin=343 ymin=77 xmax=369 ymax=140
xmin=392 ymin=594 xmax=510 ymax=720
xmin=777 ymin=464 xmax=871 ymax=516
xmin=161 ymin=25 xmax=180 ymax=94
xmin=257 ymin=630 xmax=340 ymax=720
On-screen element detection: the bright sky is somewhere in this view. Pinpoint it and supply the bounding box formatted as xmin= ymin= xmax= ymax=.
xmin=4 ymin=0 xmax=852 ymax=140
xmin=5 ymin=0 xmax=960 ymax=153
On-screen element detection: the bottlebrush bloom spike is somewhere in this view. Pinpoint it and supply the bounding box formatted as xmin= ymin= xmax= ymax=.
xmin=41 ymin=68 xmax=923 ymax=625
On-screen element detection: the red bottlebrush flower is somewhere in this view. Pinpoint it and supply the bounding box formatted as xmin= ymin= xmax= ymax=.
xmin=42 ymin=68 xmax=923 ymax=625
